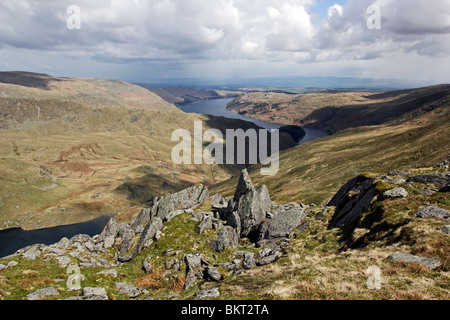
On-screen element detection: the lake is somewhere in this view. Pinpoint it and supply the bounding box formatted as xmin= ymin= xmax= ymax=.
xmin=0 ymin=214 xmax=113 ymax=258
xmin=181 ymin=98 xmax=328 ymax=144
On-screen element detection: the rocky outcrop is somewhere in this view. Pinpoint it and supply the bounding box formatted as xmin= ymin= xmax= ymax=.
xmin=328 ymin=175 xmax=378 ymax=228
xmin=211 ymin=226 xmax=239 ymax=253
xmin=226 ymin=169 xmax=271 ymax=237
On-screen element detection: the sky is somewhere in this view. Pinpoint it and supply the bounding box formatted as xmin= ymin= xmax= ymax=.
xmin=0 ymin=0 xmax=449 ymax=86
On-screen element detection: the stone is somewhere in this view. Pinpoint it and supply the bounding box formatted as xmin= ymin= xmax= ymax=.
xmin=204 ymin=266 xmax=222 ymax=282
xmin=382 ymin=187 xmax=408 ymax=199
xmin=56 ymin=256 xmax=71 ymax=268
xmin=193 ymin=287 xmax=220 ymax=300
xmin=115 ymin=283 xmax=149 ymax=298
xmin=142 ymin=256 xmax=152 ymax=273
xmin=211 ymin=226 xmax=239 ymax=253
xmin=407 ymin=173 xmax=450 ymax=190
xmin=26 ymin=287 xmax=59 ymax=300
xmin=386 ymin=253 xmax=442 ymax=270
xmin=22 ymin=244 xmax=42 ymax=261
xmin=226 ymin=211 xmax=241 ymax=235
xmin=132 ymin=208 xmax=152 ymax=228
xmin=97 ymin=269 xmax=118 ymax=277
xmin=437 ymin=225 xmax=450 ymax=234
xmin=117 ymin=255 xmax=133 ymax=263
xmin=132 ymin=217 xmax=164 ymax=259
xmin=82 ymin=287 xmax=108 ymax=300
xmin=153 ymin=184 xmax=209 ymax=222
xmin=416 ymin=206 xmax=450 ymax=221
xmin=0 ymin=264 xmax=6 ymax=271
xmin=328 ymin=176 xmax=378 ymax=228
xmin=234 ymin=251 xmax=256 ymax=270
xmin=184 ymin=253 xmax=204 ymax=289
xmin=197 ymin=216 xmax=213 ymax=235
xmin=257 ymin=207 xmax=306 ymax=243
xmin=417 ymin=189 xmax=438 ymax=196
xmin=257 ymin=251 xmax=283 ymax=266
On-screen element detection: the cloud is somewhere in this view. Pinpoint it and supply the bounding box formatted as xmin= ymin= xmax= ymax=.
xmin=0 ymin=0 xmax=449 ymax=83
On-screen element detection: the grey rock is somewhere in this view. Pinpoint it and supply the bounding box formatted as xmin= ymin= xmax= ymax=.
xmin=194 ymin=287 xmax=220 ymax=300
xmin=211 ymin=226 xmax=239 ymax=253
xmin=416 ymin=206 xmax=450 ymax=221
xmin=132 ymin=208 xmax=152 ymax=228
xmin=257 ymin=207 xmax=306 ymax=243
xmin=115 ymin=282 xmax=149 ymax=298
xmin=204 ymin=266 xmax=222 ymax=282
xmin=408 ymin=173 xmax=450 ymax=191
xmin=257 ymin=251 xmax=283 ymax=266
xmin=328 ymin=176 xmax=378 ymax=228
xmin=417 ymin=189 xmax=438 ymax=196
xmin=22 ymin=244 xmax=42 ymax=260
xmin=0 ymin=264 xmax=6 ymax=271
xmin=97 ymin=269 xmax=118 ymax=277
xmin=197 ymin=216 xmax=213 ymax=235
xmin=142 ymin=256 xmax=152 ymax=273
xmin=226 ymin=211 xmax=241 ymax=235
xmin=233 ymin=169 xmax=254 ymax=202
xmin=70 ymin=234 xmax=91 ymax=244
xmin=154 ymin=184 xmax=209 ymax=222
xmin=132 ymin=217 xmax=164 ymax=259
xmin=386 ymin=253 xmax=442 ymax=270
xmin=391 ymin=178 xmax=407 ymax=184
xmin=27 ymin=287 xmax=59 ymax=300
xmin=55 ymin=256 xmax=71 ymax=268
xmin=7 ymin=261 xmax=18 ymax=268
xmin=437 ymin=225 xmax=450 ymax=234
xmin=184 ymin=253 xmax=204 ymax=289
xmin=234 ymin=251 xmax=256 ymax=270
xmin=382 ymin=187 xmax=408 ymax=199
xmin=117 ymin=254 xmax=133 ymax=263
xmin=82 ymin=287 xmax=108 ymax=300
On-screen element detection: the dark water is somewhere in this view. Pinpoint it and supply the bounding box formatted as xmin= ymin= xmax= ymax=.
xmin=0 ymin=215 xmax=113 ymax=258
xmin=181 ymin=98 xmax=329 ymax=144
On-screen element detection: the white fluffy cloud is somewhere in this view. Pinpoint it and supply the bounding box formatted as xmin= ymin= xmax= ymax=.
xmin=0 ymin=0 xmax=449 ymax=83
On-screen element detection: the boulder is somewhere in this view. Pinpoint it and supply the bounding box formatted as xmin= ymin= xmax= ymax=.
xmin=257 ymin=250 xmax=283 ymax=266
xmin=211 ymin=226 xmax=239 ymax=253
xmin=132 ymin=217 xmax=164 ymax=259
xmin=82 ymin=287 xmax=109 ymax=300
xmin=193 ymin=287 xmax=220 ymax=300
xmin=204 ymin=266 xmax=222 ymax=282
xmin=115 ymin=283 xmax=149 ymax=298
xmin=257 ymin=207 xmax=306 ymax=243
xmin=382 ymin=187 xmax=408 ymax=199
xmin=142 ymin=256 xmax=152 ymax=273
xmin=197 ymin=216 xmax=213 ymax=235
xmin=386 ymin=253 xmax=442 ymax=270
xmin=184 ymin=253 xmax=204 ymax=289
xmin=226 ymin=211 xmax=241 ymax=236
xmin=416 ymin=206 xmax=450 ymax=221
xmin=26 ymin=287 xmax=59 ymax=300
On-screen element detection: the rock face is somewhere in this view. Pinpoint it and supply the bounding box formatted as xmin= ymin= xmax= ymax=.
xmin=386 ymin=253 xmax=442 ymax=270
xmin=328 ymin=175 xmax=378 ymax=228
xmin=257 ymin=207 xmax=306 ymax=244
xmin=416 ymin=206 xmax=450 ymax=221
xmin=228 ymin=169 xmax=271 ymax=237
xmin=184 ymin=253 xmax=204 ymax=289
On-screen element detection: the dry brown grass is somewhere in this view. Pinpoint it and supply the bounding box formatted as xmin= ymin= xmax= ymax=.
xmin=17 ymin=273 xmax=53 ymax=290
xmin=170 ymin=275 xmax=186 ymax=292
xmin=135 ymin=268 xmax=164 ymax=290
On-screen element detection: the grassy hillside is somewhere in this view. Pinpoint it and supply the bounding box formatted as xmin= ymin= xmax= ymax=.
xmin=227 ymin=85 xmax=450 ymax=133
xmin=0 ymin=73 xmax=296 ymax=231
